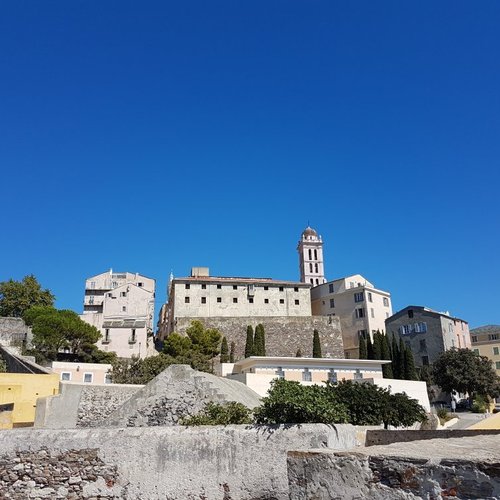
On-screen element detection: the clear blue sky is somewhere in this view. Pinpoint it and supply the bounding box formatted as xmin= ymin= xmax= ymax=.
xmin=1 ymin=1 xmax=499 ymax=328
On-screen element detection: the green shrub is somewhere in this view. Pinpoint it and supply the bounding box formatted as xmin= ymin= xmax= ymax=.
xmin=180 ymin=402 xmax=253 ymax=426
xmin=253 ymin=379 xmax=348 ymax=425
xmin=436 ymin=407 xmax=449 ymax=420
xmin=471 ymin=395 xmax=488 ymax=413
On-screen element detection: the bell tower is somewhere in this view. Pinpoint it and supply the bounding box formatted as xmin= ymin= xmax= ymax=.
xmin=297 ymin=226 xmax=326 ymax=286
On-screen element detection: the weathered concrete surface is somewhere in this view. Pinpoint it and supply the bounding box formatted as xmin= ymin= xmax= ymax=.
xmin=288 ymin=435 xmax=500 ymax=499
xmin=365 ymin=428 xmax=500 ymax=446
xmin=35 ymin=382 xmax=143 ymax=429
xmin=175 ymin=315 xmax=345 ymax=359
xmin=0 ymin=424 xmax=359 ymax=499
xmin=0 ymin=344 xmax=49 ymax=374
xmin=104 ymin=364 xmax=262 ymax=427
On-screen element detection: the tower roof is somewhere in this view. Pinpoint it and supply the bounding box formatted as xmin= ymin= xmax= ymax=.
xmin=302 ymin=226 xmax=318 ymax=238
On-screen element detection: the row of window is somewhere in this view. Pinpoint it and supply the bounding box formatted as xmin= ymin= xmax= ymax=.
xmin=274 ymin=368 xmax=364 ymax=382
xmin=103 ymin=328 xmax=137 ymax=343
xmin=184 ymin=283 xmax=299 ymax=292
xmin=307 ymin=249 xmax=318 ymax=261
xmin=399 ymin=322 xmax=428 ymax=335
xmin=184 ymin=296 xmax=300 ymax=306
xmin=61 ymin=371 xmax=112 ymax=384
xmin=308 ymin=263 xmax=319 ymax=273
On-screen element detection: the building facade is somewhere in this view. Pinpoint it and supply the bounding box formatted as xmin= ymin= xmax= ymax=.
xmin=470 ymin=326 xmax=500 ymax=376
xmin=51 ymin=361 xmax=112 ymax=384
xmin=159 ymin=267 xmax=312 ymax=338
xmin=385 ymin=306 xmax=470 ymax=367
xmin=297 ymin=227 xmax=326 ymax=286
xmin=311 ymin=274 xmax=392 ymax=358
xmin=80 ymin=270 xmax=155 ymax=359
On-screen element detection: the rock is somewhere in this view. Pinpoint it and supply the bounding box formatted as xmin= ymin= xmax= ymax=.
xmin=68 ymin=476 xmax=82 ymax=484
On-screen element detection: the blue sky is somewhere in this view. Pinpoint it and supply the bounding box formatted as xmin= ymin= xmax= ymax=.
xmin=1 ymin=1 xmax=499 ymax=328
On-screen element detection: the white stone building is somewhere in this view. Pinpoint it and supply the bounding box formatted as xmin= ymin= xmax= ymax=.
xmin=297 ymin=227 xmax=326 ymax=286
xmin=80 ymin=270 xmax=155 ymax=359
xmin=311 ymin=274 xmax=392 ymax=358
xmin=157 ymin=267 xmax=312 ymax=339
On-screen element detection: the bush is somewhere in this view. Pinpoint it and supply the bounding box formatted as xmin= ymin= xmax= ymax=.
xmin=254 ymin=379 xmax=348 ymax=425
xmin=180 ymin=402 xmax=253 ymax=426
xmin=471 ymin=395 xmax=489 ymax=413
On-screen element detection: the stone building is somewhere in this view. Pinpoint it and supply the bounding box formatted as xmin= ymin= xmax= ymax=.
xmin=385 ymin=305 xmax=470 ymax=367
xmin=297 ymin=226 xmax=326 ymax=286
xmin=311 ymin=274 xmax=392 ymax=358
xmin=470 ymin=325 xmax=500 ymax=376
xmin=80 ymin=270 xmax=155 ymax=359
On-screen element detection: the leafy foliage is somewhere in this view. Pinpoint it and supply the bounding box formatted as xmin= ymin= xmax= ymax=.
xmin=180 ymin=402 xmax=253 ymax=426
xmin=0 ymin=354 xmax=6 ymax=373
xmin=432 ymin=348 xmax=500 ymax=399
xmin=254 ymin=379 xmax=348 ymax=425
xmin=23 ymin=306 xmax=111 ymax=364
xmin=0 ymin=275 xmax=55 ymax=318
xmin=244 ymin=325 xmax=254 ymax=358
xmin=163 ymin=320 xmax=222 ymax=373
xmin=253 ymin=324 xmax=266 ymax=356
xmin=111 ymin=354 xmax=178 ymax=384
xmin=312 ymin=329 xmax=322 ymax=358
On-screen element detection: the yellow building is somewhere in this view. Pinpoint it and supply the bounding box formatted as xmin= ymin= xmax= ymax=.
xmin=0 ymin=373 xmax=59 ymax=429
xmin=470 ymin=326 xmax=500 ymax=376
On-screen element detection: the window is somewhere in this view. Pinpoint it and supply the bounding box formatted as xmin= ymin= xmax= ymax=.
xmin=294 ymin=287 xmax=299 ymax=292
xmin=349 ymin=281 xmax=355 ymax=288
xmin=494 ymin=347 xmax=499 ymax=356
xmin=89 ymin=295 xmax=94 ymax=304
xmin=295 ymin=299 xmax=300 ymax=305
xmin=104 ymin=329 xmax=110 ymax=343
xmin=111 ymin=281 xmax=118 ymax=288
xmin=217 ymin=297 xmax=222 ymax=303
xmin=368 ymin=292 xmax=372 ymax=302
xmin=355 ymin=308 xmax=365 ymax=318
xmin=233 ymin=298 xmax=238 ymax=303
xmin=308 ymin=249 xmax=312 ymax=260
xmin=130 ymin=329 xmax=136 ymax=343
xmin=120 ymin=292 xmax=126 ymax=297
xmin=217 ymin=284 xmax=222 ymax=289
xmin=122 ymin=306 xmax=127 ymax=312
xmin=233 ymin=285 xmax=237 ymax=290
xmin=83 ymin=373 xmax=93 ymax=383
xmin=185 ymin=297 xmax=190 ymax=304
xmin=279 ymin=287 xmax=284 ymax=292
xmin=353 ymin=370 xmax=363 ymax=380
xmin=328 ymin=370 xmax=337 ymax=383
xmin=90 ymin=281 xmax=95 ymax=289
xmin=354 ymin=292 xmax=364 ymax=303
xmin=107 ymin=293 xmax=112 ymax=297
xmin=314 ymin=263 xmax=318 ymax=273
xmin=316 ymin=279 xmax=319 ymax=285
xmin=329 ymin=284 xmax=334 ymax=293
xmin=408 ymin=310 xmax=414 ymax=318
xmin=330 ymin=298 xmax=335 ymax=308
xmin=302 ymin=368 xmax=312 ymax=382
xmin=309 ymin=263 xmax=313 ymax=272
xmin=264 ymin=298 xmax=269 ymax=304
xmin=138 ymin=282 xmax=143 ymax=287
xmin=419 ymin=339 xmax=426 ymax=350
xmin=185 ymin=284 xmax=190 ymax=289
xmin=104 ymin=373 xmax=112 ymax=384
xmin=314 ymin=249 xmax=318 ymax=260
xmin=371 ymin=308 xmax=374 ymax=318
xmin=422 ymin=356 xmax=429 ymax=366
xmin=201 ymin=297 xmax=206 ymax=304
xmin=358 ymin=329 xmax=367 ymax=338
xmin=383 ymin=297 xmax=389 ymax=307
xmin=248 ymin=297 xmax=254 ymax=304
xmin=280 ymin=299 xmax=285 ymax=304
xmin=400 ymin=324 xmax=411 ymax=335
xmin=61 ymin=372 xmax=71 ymax=381
xmin=414 ymin=322 xmax=427 ymax=333
xmin=310 ymin=279 xmax=313 ymax=284
xmin=201 ymin=284 xmax=206 ymax=289
xmin=489 ymin=334 xmax=499 ymax=341
xmin=264 ymin=286 xmax=269 ymax=291
xmin=496 ymin=362 xmax=500 ymax=370
xmin=276 ymin=367 xmax=285 ymax=379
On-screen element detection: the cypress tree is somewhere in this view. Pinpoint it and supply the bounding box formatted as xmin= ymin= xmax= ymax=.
xmin=295 ymin=348 xmax=303 ymax=357
xmin=229 ymin=342 xmax=235 ymax=363
xmin=404 ymin=345 xmax=418 ymax=380
xmin=380 ymin=333 xmax=393 ymax=378
xmin=312 ymin=329 xmax=322 ymax=358
xmin=367 ymin=334 xmax=375 ymax=359
xmin=358 ymin=334 xmax=367 ymax=359
xmin=373 ymin=330 xmax=383 ymax=359
xmin=399 ymin=338 xmax=407 ymax=379
xmin=220 ymin=337 xmax=229 ymax=363
xmin=391 ymin=335 xmax=401 ymax=379
xmin=244 ymin=326 xmax=254 ymax=358
xmin=253 ymin=324 xmax=266 ymax=356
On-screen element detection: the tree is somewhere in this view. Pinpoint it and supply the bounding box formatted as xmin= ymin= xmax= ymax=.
xmin=372 ymin=331 xmax=383 ymax=359
xmin=180 ymin=402 xmax=253 ymax=426
xmin=295 ymin=348 xmax=303 ymax=357
xmin=403 ymin=344 xmax=418 ymax=380
xmin=0 ymin=275 xmax=55 ymax=318
xmin=312 ymin=329 xmax=322 ymax=358
xmin=358 ymin=334 xmax=367 ymax=359
xmin=229 ymin=342 xmax=235 ymax=363
xmin=163 ymin=320 xmax=222 ymax=373
xmin=253 ymin=324 xmax=266 ymax=356
xmin=220 ymin=337 xmax=229 ymax=363
xmin=391 ymin=335 xmax=401 ymax=379
xmin=399 ymin=338 xmax=407 ymax=377
xmin=244 ymin=326 xmax=254 ymax=358
xmin=111 ymin=354 xmax=178 ymax=384
xmin=0 ymin=354 xmax=6 ymax=373
xmin=432 ymin=348 xmax=500 ymax=399
xmin=367 ymin=335 xmax=375 ymax=359
xmin=23 ymin=306 xmax=108 ymax=364
xmin=380 ymin=332 xmax=393 ymax=378
xmin=253 ymin=379 xmax=348 ymax=425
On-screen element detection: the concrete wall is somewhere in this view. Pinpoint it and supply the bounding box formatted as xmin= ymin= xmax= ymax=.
xmin=174 ymin=315 xmax=345 ymax=359
xmin=0 ymin=424 xmax=360 ymax=499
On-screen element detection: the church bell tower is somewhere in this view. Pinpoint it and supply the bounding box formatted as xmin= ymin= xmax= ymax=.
xmin=297 ymin=226 xmax=326 ymax=286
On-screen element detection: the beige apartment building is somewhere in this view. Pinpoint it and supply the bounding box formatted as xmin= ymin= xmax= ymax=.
xmin=470 ymin=326 xmax=500 ymax=376
xmin=50 ymin=361 xmax=112 ymax=384
xmin=158 ymin=267 xmax=312 ymax=338
xmin=311 ymin=274 xmax=392 ymax=358
xmin=80 ymin=270 xmax=155 ymax=359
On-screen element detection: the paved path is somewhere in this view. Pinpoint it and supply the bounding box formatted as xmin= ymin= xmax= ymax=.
xmin=447 ymin=411 xmax=494 ymax=430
